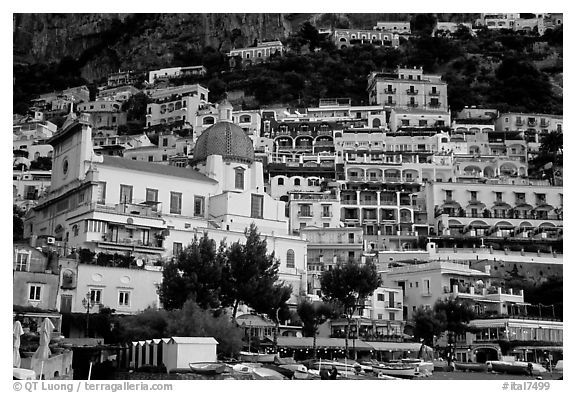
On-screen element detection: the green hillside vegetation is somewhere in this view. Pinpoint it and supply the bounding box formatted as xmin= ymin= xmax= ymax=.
xmin=13 ymin=21 xmax=562 ymax=117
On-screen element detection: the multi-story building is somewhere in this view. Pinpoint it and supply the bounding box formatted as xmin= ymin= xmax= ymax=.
xmin=13 ymin=243 xmax=60 ymax=311
xmin=475 ymin=13 xmax=520 ymax=29
xmin=426 ymin=181 xmax=563 ymax=246
xmin=495 ymin=112 xmax=563 ymax=140
xmin=97 ymin=85 xmax=140 ymax=103
xmin=333 ymin=29 xmax=399 ymax=49
xmin=56 ymin=257 xmax=163 ymax=317
xmin=389 ymin=108 xmax=451 ymax=131
xmin=374 ymin=21 xmax=411 ymax=35
xmin=288 ymin=191 xmax=341 ymax=234
xmin=367 ymin=67 xmax=448 ymax=111
xmin=78 ymin=100 xmax=127 ymax=130
xmin=228 ymin=41 xmax=284 ymax=67
xmin=107 ymin=71 xmax=137 ymax=88
xmin=24 ymin=110 xmax=308 ymax=305
xmin=13 ymin=170 xmax=51 ymax=210
xmin=13 ymin=120 xmax=56 ymax=164
xmin=306 ymin=98 xmax=387 ymax=128
xmin=148 ymin=65 xmax=207 ymax=85
xmin=145 ymin=84 xmax=209 ymax=128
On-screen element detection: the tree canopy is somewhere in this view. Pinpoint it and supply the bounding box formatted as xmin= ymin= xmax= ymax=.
xmin=320 ymin=259 xmax=381 ymax=356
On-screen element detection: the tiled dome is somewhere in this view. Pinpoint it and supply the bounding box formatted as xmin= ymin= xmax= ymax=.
xmin=191 ymin=121 xmax=254 ymax=165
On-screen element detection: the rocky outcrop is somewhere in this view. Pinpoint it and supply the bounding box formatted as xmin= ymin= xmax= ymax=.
xmin=13 ymin=13 xmax=294 ymax=81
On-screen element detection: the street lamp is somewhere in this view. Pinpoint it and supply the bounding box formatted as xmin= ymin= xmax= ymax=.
xmin=81 ymin=292 xmax=95 ymax=338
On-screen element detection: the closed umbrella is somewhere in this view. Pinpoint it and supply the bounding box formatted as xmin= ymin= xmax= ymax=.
xmin=13 ymin=321 xmax=24 ymax=368
xmin=33 ymin=318 xmax=55 ymax=360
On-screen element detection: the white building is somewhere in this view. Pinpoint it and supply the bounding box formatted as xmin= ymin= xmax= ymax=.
xmin=25 ymin=109 xmax=308 ymax=305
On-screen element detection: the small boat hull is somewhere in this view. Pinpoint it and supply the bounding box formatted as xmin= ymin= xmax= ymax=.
xmin=488 ymin=361 xmax=545 ymax=376
xmin=188 ymin=362 xmax=228 ymax=375
xmin=454 ymin=362 xmax=488 ymax=372
xmin=239 ymin=351 xmax=278 ymax=363
xmin=373 ymin=363 xmax=420 ymax=379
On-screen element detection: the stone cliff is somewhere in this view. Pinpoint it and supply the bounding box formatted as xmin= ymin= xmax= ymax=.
xmin=13 ymin=13 xmax=295 ymax=82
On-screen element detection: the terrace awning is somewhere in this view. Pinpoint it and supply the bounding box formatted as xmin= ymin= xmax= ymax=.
xmin=276 ymin=337 xmax=373 ymax=351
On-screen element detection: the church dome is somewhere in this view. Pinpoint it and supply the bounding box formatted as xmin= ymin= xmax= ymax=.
xmin=191 ymin=121 xmax=254 ymax=165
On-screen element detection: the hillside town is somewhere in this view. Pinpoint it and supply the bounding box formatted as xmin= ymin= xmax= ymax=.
xmin=13 ymin=13 xmax=563 ymax=381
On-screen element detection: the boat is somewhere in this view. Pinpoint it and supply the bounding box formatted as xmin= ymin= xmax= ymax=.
xmin=239 ymin=351 xmax=278 ymax=363
xmin=372 ymin=362 xmax=420 ymax=379
xmin=454 ymin=361 xmax=488 ymax=372
xmin=488 ymin=361 xmax=546 ymax=376
xmin=231 ymin=363 xmax=260 ymax=374
xmin=260 ymin=363 xmax=295 ymax=379
xmin=188 ymin=362 xmax=229 ymax=375
xmin=401 ymin=358 xmax=434 ymax=375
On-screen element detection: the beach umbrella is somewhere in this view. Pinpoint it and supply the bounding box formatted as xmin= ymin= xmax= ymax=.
xmin=33 ymin=318 xmax=55 ymax=360
xmin=13 ymin=321 xmax=24 ymax=368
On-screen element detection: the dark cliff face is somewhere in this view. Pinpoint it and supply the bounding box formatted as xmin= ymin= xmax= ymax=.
xmin=13 ymin=13 xmax=293 ymax=81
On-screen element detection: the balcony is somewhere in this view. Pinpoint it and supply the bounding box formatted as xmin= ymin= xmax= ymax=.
xmin=95 ymin=202 xmax=162 ymax=219
xmin=527 ymin=120 xmax=537 ymax=127
xmin=321 ymin=212 xmax=333 ymax=218
xmin=294 ymin=145 xmax=313 ymax=151
xmin=515 ymin=119 xmax=525 ymax=126
xmin=385 ymin=101 xmax=397 ymax=106
xmin=540 ymin=120 xmax=550 ymax=127
xmin=385 ymin=301 xmax=403 ymax=309
xmin=315 ymin=141 xmax=334 ymax=147
xmin=406 ymin=102 xmax=419 ymax=108
xmin=297 ymin=211 xmax=313 ymax=218
xmin=384 ymin=88 xmax=396 ymax=94
xmin=429 ymin=90 xmax=440 ymax=96
xmin=360 ymin=200 xmax=378 ymax=206
xmin=384 ymin=176 xmax=401 ymax=182
xmin=97 ymin=238 xmax=164 ymax=253
xmin=348 ymin=176 xmax=365 ymax=182
xmin=406 ymin=89 xmax=419 ymax=95
xmin=317 ymin=129 xmax=332 ymax=136
xmin=342 ymin=199 xmax=358 ymax=205
xmin=428 ymin=102 xmax=441 ymax=108
xmin=297 ymin=130 xmax=312 ymax=136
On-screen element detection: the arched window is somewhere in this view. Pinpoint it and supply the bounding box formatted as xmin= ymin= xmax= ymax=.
xmin=277 ymin=177 xmax=284 ymax=185
xmin=372 ymin=118 xmax=381 ymax=128
xmin=294 ymin=178 xmax=301 ymax=186
xmin=203 ymin=116 xmax=215 ymax=125
xmin=240 ymin=115 xmax=251 ymax=123
xmin=72 ymin=225 xmax=79 ymax=237
xmin=286 ymin=249 xmax=295 ymax=268
xmin=235 ymin=167 xmax=245 ymax=190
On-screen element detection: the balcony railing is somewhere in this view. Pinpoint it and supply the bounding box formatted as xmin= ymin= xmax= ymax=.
xmin=406 ymin=102 xmax=419 ymax=108
xmin=297 ymin=211 xmax=313 ymax=217
xmin=406 ymin=89 xmax=419 ymax=95
xmin=384 ymin=88 xmax=396 ymax=94
xmin=429 ymin=90 xmax=440 ymax=96
xmin=317 ymin=129 xmax=332 ymax=136
xmin=540 ymin=120 xmax=550 ymax=127
xmin=385 ymin=101 xmax=397 ymax=106
xmin=360 ymin=200 xmax=378 ymax=205
xmin=94 ymin=202 xmax=162 ymax=219
xmin=385 ymin=301 xmax=403 ymax=309
xmin=428 ymin=102 xmax=441 ymax=108
xmin=515 ymin=119 xmax=525 ymax=126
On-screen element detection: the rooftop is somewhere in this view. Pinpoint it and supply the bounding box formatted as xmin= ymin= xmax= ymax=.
xmin=101 ymin=156 xmax=217 ymax=183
